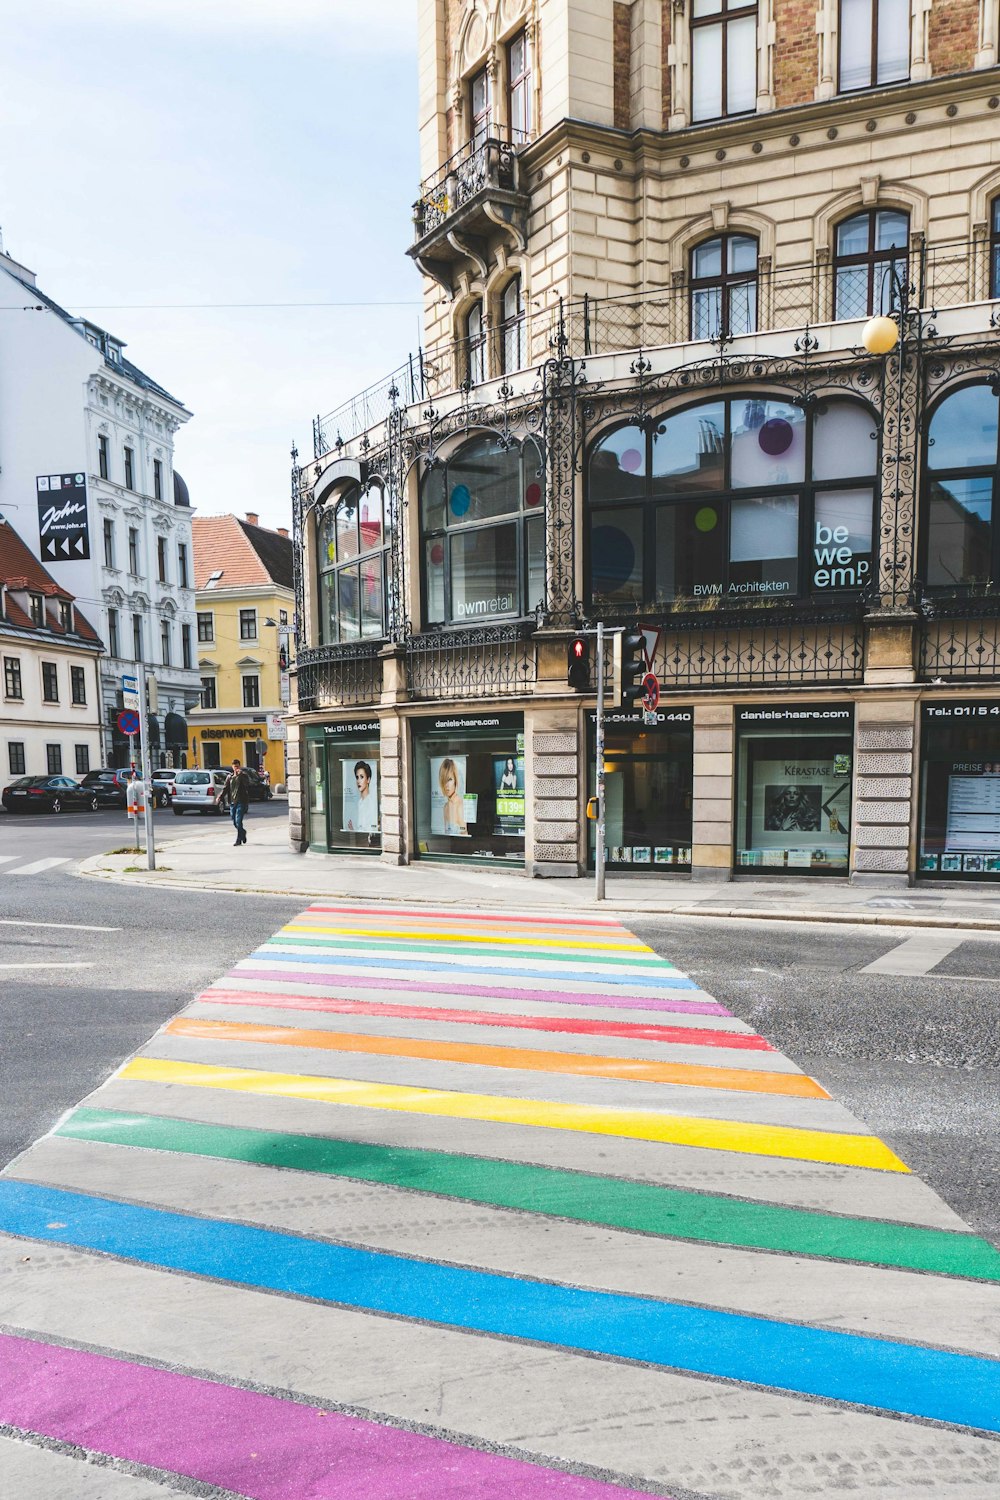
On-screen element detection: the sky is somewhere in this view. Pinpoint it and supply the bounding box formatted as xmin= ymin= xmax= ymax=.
xmin=0 ymin=0 xmax=423 ymax=530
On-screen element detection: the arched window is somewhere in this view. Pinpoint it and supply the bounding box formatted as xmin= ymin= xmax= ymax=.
xmin=317 ymin=482 xmax=387 ymax=643
xmin=464 ymin=302 xmax=486 ymax=386
xmin=923 ymin=383 xmax=1000 ymax=591
xmin=586 ymin=395 xmax=877 ymax=605
xmin=991 ymin=197 xmax=1000 ymax=301
xmin=421 ymin=434 xmax=545 ymax=626
xmin=833 ymin=209 xmax=909 ymax=320
xmin=690 ymin=234 xmax=758 ymax=340
xmin=500 ymin=276 xmax=525 ymax=373
xmin=839 ymin=0 xmax=909 ymax=94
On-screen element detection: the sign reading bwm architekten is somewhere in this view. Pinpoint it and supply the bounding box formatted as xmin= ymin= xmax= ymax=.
xmin=37 ymin=473 xmax=89 ymax=562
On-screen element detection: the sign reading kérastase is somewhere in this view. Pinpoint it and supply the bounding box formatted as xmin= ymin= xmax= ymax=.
xmin=37 ymin=473 xmax=89 ymax=562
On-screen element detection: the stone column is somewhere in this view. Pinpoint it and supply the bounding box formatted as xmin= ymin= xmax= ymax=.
xmin=287 ymin=727 xmax=306 ymax=853
xmin=528 ymin=704 xmax=584 ymax=878
xmin=379 ymin=711 xmax=407 ymax=866
xmin=851 ymin=699 xmax=918 ymax=885
xmin=691 ymin=702 xmax=734 ymax=882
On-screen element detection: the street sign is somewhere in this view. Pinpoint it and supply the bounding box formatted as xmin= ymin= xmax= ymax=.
xmin=279 ymin=669 xmax=291 ymax=705
xmin=638 ymin=625 xmax=660 ymax=673
xmin=121 ymin=674 xmax=140 ymax=711
xmin=117 ymin=709 xmax=140 ymax=736
xmin=640 ymin=671 xmax=660 ymax=710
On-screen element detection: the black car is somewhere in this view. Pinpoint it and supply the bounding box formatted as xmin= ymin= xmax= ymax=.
xmin=2 ymin=775 xmax=100 ymax=814
xmin=80 ymin=769 xmax=131 ymax=808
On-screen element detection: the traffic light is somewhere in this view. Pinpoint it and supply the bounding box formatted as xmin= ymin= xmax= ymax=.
xmin=567 ymin=633 xmax=590 ymax=691
xmin=619 ymin=629 xmax=646 ymax=709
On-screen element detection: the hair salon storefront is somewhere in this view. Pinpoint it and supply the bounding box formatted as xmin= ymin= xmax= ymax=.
xmin=918 ymin=699 xmax=1000 ymax=880
xmin=586 ymin=708 xmax=693 ymax=873
xmin=413 ymin=713 xmax=526 ymax=865
xmin=304 ymin=720 xmax=382 ymax=854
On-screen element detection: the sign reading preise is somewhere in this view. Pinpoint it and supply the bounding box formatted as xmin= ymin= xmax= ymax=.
xmin=37 ymin=473 xmax=89 ymax=562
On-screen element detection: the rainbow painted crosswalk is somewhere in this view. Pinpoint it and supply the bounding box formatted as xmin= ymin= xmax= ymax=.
xmin=2 ymin=903 xmax=999 ymax=1499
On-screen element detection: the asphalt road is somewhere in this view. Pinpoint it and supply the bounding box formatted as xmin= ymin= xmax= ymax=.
xmin=0 ymin=802 xmax=300 ymax=1166
xmin=634 ymin=913 xmax=1000 ymax=1249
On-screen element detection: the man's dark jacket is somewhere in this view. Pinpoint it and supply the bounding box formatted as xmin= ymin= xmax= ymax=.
xmin=225 ymin=769 xmax=250 ymax=808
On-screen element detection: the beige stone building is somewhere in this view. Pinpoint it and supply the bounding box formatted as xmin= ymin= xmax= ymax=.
xmin=289 ymin=0 xmax=1000 ymax=887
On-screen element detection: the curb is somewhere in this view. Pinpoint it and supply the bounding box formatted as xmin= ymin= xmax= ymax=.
xmin=76 ymin=862 xmax=1000 ymax=931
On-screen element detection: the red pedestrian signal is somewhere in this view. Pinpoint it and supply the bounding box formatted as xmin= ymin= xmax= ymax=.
xmin=567 ymin=634 xmax=590 ymax=691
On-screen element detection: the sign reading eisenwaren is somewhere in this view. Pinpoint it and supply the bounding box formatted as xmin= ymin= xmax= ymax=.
xmin=36 ymin=473 xmax=89 ymax=562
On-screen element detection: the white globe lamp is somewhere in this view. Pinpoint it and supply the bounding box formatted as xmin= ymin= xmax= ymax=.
xmin=862 ymin=315 xmax=900 ymax=355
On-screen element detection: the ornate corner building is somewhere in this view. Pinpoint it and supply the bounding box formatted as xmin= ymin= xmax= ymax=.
xmin=289 ymin=0 xmax=1000 ymax=887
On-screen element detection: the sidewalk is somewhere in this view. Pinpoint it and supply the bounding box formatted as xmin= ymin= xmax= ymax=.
xmin=80 ymin=812 xmax=1000 ymax=930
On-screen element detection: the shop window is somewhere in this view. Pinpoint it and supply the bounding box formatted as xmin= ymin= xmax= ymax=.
xmin=923 ymin=383 xmax=1000 ymax=591
xmin=691 ymin=0 xmax=757 ymax=124
xmin=736 ymin=704 xmax=854 ymax=874
xmin=500 ymin=276 xmax=525 ymax=374
xmin=305 ymin=721 xmax=381 ymax=852
xmin=833 ymin=209 xmax=909 ymax=321
xmin=203 ymin=742 xmax=222 ymax=769
xmin=991 ymin=197 xmax=1000 ymax=301
xmin=919 ymin=701 xmax=1000 ymax=879
xmin=413 ymin=714 xmax=525 ymax=862
xmin=838 ymin=0 xmax=909 ymax=94
xmin=421 ymin=434 xmax=545 ymax=627
xmin=588 ymin=709 xmax=693 ymax=871
xmin=318 ymin=482 xmax=388 ymax=644
xmin=690 ymin=234 xmax=758 ymax=340
xmin=587 ymin=395 xmax=876 ymax=607
xmin=508 ymin=30 xmax=532 ymax=143
xmin=463 ymin=302 xmax=487 ymax=386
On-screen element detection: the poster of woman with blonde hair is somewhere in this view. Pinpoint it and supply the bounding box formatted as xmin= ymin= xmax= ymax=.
xmin=431 ymin=755 xmax=469 ymax=835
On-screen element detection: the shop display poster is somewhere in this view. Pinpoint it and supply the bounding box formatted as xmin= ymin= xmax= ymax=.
xmin=945 ymin=771 xmax=1000 ymax=853
xmin=751 ymin=757 xmax=851 ymax=848
xmin=341 ymin=757 xmax=379 ymax=833
xmin=493 ymin=755 xmax=526 ymax=834
xmin=430 ymin=754 xmax=472 ymax=836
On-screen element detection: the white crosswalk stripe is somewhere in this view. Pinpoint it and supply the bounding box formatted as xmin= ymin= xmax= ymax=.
xmin=3 ymin=857 xmax=71 ymax=876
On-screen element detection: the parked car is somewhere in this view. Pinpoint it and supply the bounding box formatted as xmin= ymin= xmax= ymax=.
xmin=243 ymin=767 xmax=273 ymax=803
xmin=2 ymin=775 xmax=100 ymax=814
xmin=149 ymin=768 xmax=178 ymax=808
xmin=80 ymin=768 xmax=131 ymax=808
xmin=171 ymin=768 xmax=229 ymax=815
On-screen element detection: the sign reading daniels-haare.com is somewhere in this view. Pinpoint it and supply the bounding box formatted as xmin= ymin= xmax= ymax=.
xmin=37 ymin=473 xmax=90 ymax=562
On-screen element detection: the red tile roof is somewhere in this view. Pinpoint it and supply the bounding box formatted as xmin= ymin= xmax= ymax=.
xmin=192 ymin=515 xmax=293 ymax=591
xmin=0 ymin=519 xmax=100 ymax=643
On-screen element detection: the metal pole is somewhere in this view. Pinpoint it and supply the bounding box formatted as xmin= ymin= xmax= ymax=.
xmin=136 ymin=661 xmax=156 ymax=871
xmin=595 ymin=620 xmax=606 ymax=902
xmin=129 ymin=732 xmax=139 ymax=850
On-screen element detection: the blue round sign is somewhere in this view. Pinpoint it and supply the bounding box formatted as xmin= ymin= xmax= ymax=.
xmin=118 ymin=710 xmax=140 ymax=736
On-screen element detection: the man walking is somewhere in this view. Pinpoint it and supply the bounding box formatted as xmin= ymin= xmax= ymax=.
xmin=222 ymin=758 xmax=250 ymax=845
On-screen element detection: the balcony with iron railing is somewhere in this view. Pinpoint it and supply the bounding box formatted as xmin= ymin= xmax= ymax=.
xmin=312 ymin=236 xmax=1000 ymax=456
xmin=409 ymin=125 xmax=530 ymax=286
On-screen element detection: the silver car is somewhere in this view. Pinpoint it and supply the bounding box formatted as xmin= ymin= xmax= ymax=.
xmin=171 ymin=768 xmax=229 ymax=816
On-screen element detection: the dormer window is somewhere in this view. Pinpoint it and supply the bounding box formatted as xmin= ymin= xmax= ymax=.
xmin=29 ymin=594 xmax=43 ymax=627
xmin=59 ymin=600 xmax=72 ymax=632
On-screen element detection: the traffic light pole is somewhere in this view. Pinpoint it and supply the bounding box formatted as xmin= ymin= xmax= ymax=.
xmin=595 ymin=620 xmax=606 ymax=902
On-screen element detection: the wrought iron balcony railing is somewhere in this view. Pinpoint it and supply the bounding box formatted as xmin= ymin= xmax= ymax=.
xmin=296 ymin=642 xmax=384 ymax=711
xmin=919 ymin=597 xmax=1000 ymax=681
xmin=404 ymin=623 xmax=535 ymax=701
xmin=413 ymin=127 xmax=524 ymax=244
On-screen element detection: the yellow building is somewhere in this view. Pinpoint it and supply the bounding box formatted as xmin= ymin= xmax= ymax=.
xmin=189 ymin=512 xmax=294 ymax=784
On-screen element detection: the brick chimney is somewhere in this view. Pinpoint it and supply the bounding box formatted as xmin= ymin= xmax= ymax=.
xmin=276 ymin=527 xmax=289 ymax=537
xmin=245 ymin=511 xmax=259 ymax=526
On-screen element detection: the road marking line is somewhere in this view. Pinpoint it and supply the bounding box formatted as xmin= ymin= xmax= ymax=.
xmin=0 ymin=919 xmax=122 ymax=932
xmin=164 ymin=1017 xmax=825 ymax=1098
xmin=0 ymin=962 xmax=93 ymax=971
xmin=1 ymin=1183 xmax=995 ymax=1433
xmin=860 ymin=932 xmax=968 ymax=976
xmin=4 ymin=857 xmax=70 ymax=877
xmin=118 ymin=1057 xmax=907 ymax=1171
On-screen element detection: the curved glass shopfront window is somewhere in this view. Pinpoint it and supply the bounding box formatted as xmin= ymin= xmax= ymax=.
xmin=421 ymin=435 xmax=545 ymax=626
xmin=318 ymin=482 xmax=387 ymax=643
xmin=922 ymin=383 xmax=1000 ymax=592
xmin=586 ymin=395 xmax=877 ymax=607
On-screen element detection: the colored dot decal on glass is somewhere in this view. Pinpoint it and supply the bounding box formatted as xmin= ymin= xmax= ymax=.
xmin=591 ymin=524 xmax=636 ymax=592
xmin=525 ymin=482 xmax=543 ymax=507
xmin=429 ymin=542 xmax=445 ymax=566
xmin=620 ymin=447 xmax=643 ymax=473
xmin=695 ymin=507 xmax=718 ymax=532
xmin=758 ymin=417 xmax=794 ymax=456
xmin=449 ymin=484 xmax=471 ymax=517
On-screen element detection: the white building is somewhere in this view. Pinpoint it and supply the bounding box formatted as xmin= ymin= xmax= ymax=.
xmin=0 ymin=237 xmax=199 ymax=766
xmin=0 ymin=519 xmax=103 ymax=781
